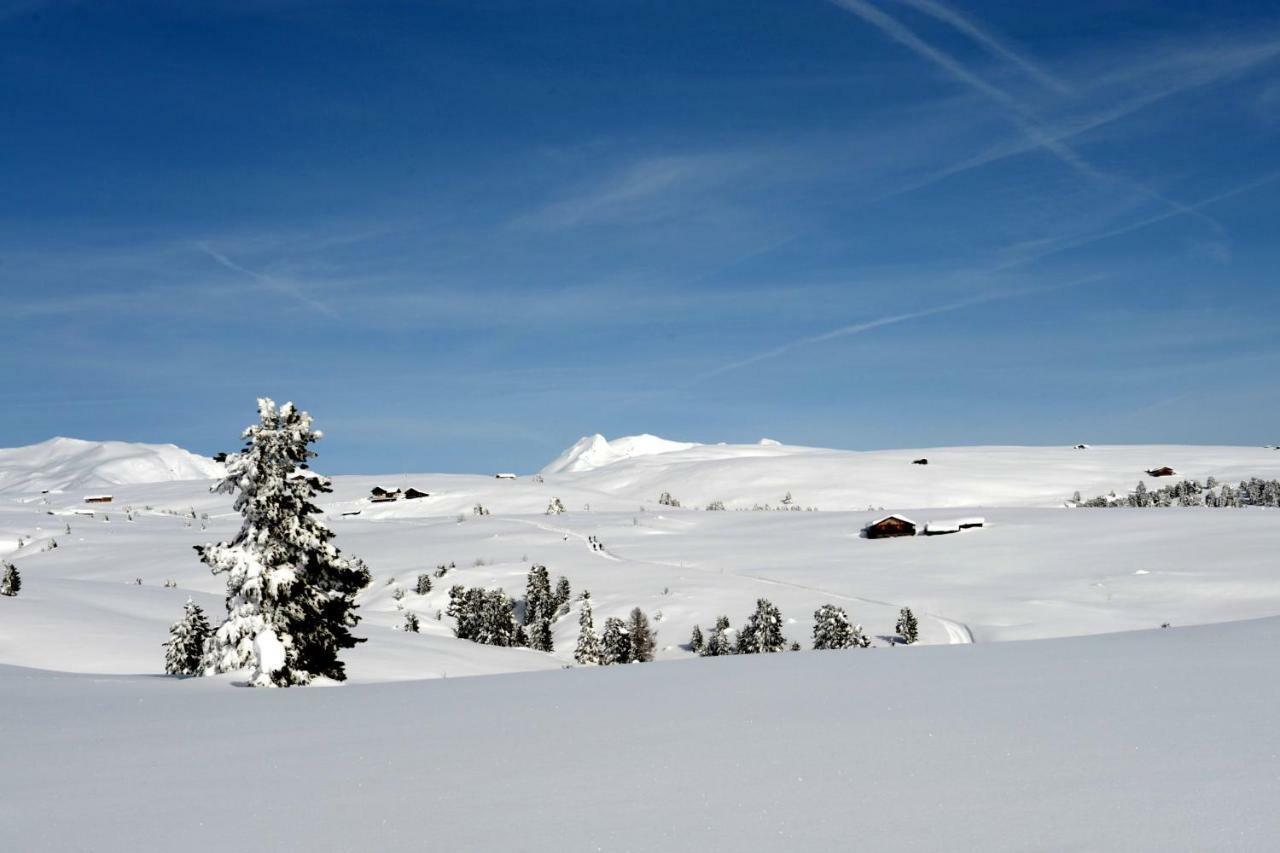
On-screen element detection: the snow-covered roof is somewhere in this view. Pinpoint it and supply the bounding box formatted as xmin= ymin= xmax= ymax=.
xmin=495 ymin=473 xmax=517 ymax=479
xmin=925 ymin=521 xmax=960 ymax=534
xmin=867 ymin=514 xmax=916 ymax=527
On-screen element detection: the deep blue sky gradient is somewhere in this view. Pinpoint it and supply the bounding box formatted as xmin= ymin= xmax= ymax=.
xmin=2 ymin=0 xmax=1278 ymax=472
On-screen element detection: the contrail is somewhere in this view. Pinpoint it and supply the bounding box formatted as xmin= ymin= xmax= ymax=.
xmin=827 ymin=0 xmax=1226 ymax=234
xmin=893 ymin=0 xmax=1072 ymax=94
xmin=688 ymin=277 xmax=1100 ymax=384
xmin=197 ymin=243 xmax=337 ymax=317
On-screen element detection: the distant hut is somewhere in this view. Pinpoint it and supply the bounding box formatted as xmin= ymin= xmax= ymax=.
xmin=923 ymin=520 xmax=959 ymax=536
xmin=1073 ymin=444 xmax=1089 ymax=450
xmin=369 ymin=486 xmax=401 ymax=503
xmin=1145 ymin=466 xmax=1176 ymax=478
xmin=403 ymin=488 xmax=430 ymax=500
xmin=84 ymin=495 xmax=113 ymax=504
xmin=863 ymin=514 xmax=917 ymax=539
xmin=911 ymin=458 xmax=929 ymax=466
xmin=957 ymin=516 xmax=985 ymax=529
xmin=495 ymin=473 xmax=517 ymax=480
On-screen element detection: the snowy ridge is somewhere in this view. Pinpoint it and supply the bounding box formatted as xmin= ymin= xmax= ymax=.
xmin=540 ymin=437 xmax=1280 ymax=509
xmin=540 ymin=433 xmax=700 ymax=474
xmin=0 ymin=437 xmax=224 ymax=495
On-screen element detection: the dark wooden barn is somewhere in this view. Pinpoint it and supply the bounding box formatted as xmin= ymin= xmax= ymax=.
xmin=1145 ymin=466 xmax=1176 ymax=478
xmin=864 ymin=515 xmax=917 ymax=539
xmin=403 ymin=488 xmax=429 ymax=500
xmin=912 ymin=458 xmax=929 ymax=465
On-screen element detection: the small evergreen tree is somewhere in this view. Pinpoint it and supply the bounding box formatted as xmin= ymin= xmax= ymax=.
xmin=600 ymin=617 xmax=631 ymax=665
xmin=574 ymin=591 xmax=600 ymax=665
xmin=546 ymin=497 xmax=566 ymax=515
xmin=415 ymin=573 xmax=432 ymax=595
xmin=812 ymin=604 xmax=855 ymax=650
xmin=688 ymin=624 xmax=704 ymax=652
xmin=736 ymin=598 xmax=787 ymax=654
xmin=0 ymin=562 xmax=20 ymax=597
xmin=896 ymin=607 xmax=919 ymax=644
xmin=553 ymin=576 xmax=572 ymax=611
xmin=701 ymin=616 xmax=733 ymax=657
xmin=513 ymin=624 xmax=529 ymax=647
xmin=402 ymin=611 xmax=421 ymax=633
xmin=627 ymin=607 xmax=656 ymax=662
xmin=163 ymin=598 xmax=211 ymax=675
xmin=524 ymin=565 xmax=552 ymax=626
xmin=529 ymin=616 xmax=554 ymax=653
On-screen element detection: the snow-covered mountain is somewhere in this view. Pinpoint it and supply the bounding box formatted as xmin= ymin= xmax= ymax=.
xmin=541 ymin=435 xmax=1280 ymax=509
xmin=540 ymin=433 xmax=700 ymax=474
xmin=0 ymin=437 xmax=224 ymax=495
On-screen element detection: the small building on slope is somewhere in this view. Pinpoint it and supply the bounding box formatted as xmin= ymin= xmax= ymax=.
xmin=1145 ymin=466 xmax=1176 ymax=478
xmin=863 ymin=515 xmax=917 ymax=539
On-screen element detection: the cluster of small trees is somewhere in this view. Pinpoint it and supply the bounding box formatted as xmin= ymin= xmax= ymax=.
xmin=447 ymin=585 xmax=522 ymax=646
xmin=545 ymin=497 xmax=566 ymax=515
xmin=163 ymin=398 xmax=372 ymax=687
xmin=1075 ymin=477 xmax=1280 ymax=509
xmin=690 ymin=601 xmax=918 ymax=655
xmin=573 ymin=594 xmax=656 ymax=665
xmin=447 ymin=565 xmax=573 ymax=652
xmin=658 ymin=492 xmax=681 ymax=507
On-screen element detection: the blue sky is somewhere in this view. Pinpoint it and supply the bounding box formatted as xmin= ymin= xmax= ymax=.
xmin=2 ymin=0 xmax=1278 ymax=473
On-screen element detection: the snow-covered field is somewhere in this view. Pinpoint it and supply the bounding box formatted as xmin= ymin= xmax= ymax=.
xmin=3 ymin=434 xmax=1279 ymax=850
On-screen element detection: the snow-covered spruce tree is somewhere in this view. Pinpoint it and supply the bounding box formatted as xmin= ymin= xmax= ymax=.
xmin=513 ymin=623 xmax=529 ymax=647
xmin=545 ymin=497 xmax=566 ymax=515
xmin=402 ymin=611 xmax=421 ymax=633
xmin=0 ymin=562 xmax=20 ymax=597
xmin=481 ymin=589 xmax=518 ymax=646
xmin=197 ymin=398 xmax=371 ymax=687
xmin=688 ymin=624 xmax=704 ymax=653
xmin=415 ymin=573 xmax=432 ymax=595
xmin=164 ymin=598 xmax=212 ymax=675
xmin=627 ymin=607 xmax=656 ymax=662
xmin=553 ymin=576 xmax=571 ymax=612
xmin=524 ymin=565 xmax=552 ymax=626
xmin=701 ymin=616 xmax=733 ymax=657
xmin=812 ymin=604 xmax=855 ymax=650
xmin=574 ymin=591 xmax=601 ymax=665
xmin=736 ymin=598 xmax=787 ymax=654
xmin=600 ymin=617 xmax=632 ymax=665
xmin=529 ymin=616 xmax=554 ymax=653
xmin=895 ymin=607 xmax=919 ymax=645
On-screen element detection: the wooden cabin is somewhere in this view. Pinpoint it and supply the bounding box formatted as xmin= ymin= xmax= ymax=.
xmin=369 ymin=486 xmax=401 ymax=503
xmin=864 ymin=514 xmax=917 ymax=539
xmin=495 ymin=473 xmax=517 ymax=480
xmin=403 ymin=488 xmax=429 ymax=500
xmin=911 ymin=458 xmax=929 ymax=465
xmin=924 ymin=521 xmax=959 ymax=536
xmin=1073 ymin=444 xmax=1089 ymax=450
xmin=84 ymin=495 xmax=113 ymax=504
xmin=1145 ymin=466 xmax=1176 ymax=478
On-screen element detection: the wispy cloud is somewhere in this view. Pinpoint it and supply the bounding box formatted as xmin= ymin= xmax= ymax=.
xmin=892 ymin=0 xmax=1072 ymax=95
xmin=196 ymin=243 xmax=338 ymax=317
xmin=828 ymin=0 xmax=1238 ymax=236
xmin=513 ymin=152 xmax=761 ymax=230
xmin=688 ymin=277 xmax=1100 ymax=383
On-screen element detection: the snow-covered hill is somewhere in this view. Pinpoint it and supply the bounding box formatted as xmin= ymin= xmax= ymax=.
xmin=4 ymin=616 xmax=1277 ymax=852
xmin=0 ymin=437 xmax=223 ymax=495
xmin=541 ymin=435 xmax=1280 ymax=509
xmin=541 ymin=433 xmax=700 ymax=474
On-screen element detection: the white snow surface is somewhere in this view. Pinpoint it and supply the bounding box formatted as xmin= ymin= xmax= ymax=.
xmin=0 ymin=437 xmax=224 ymax=495
xmin=2 ymin=618 xmax=1277 ymax=851
xmin=4 ymin=435 xmax=1280 ymax=849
